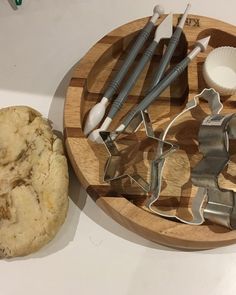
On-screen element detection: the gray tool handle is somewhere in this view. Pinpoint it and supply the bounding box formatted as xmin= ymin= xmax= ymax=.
xmin=103 ymin=22 xmax=155 ymax=100
xmin=151 ymin=26 xmax=183 ymax=89
xmin=122 ymin=56 xmax=190 ymax=128
xmin=108 ymin=41 xmax=158 ymax=119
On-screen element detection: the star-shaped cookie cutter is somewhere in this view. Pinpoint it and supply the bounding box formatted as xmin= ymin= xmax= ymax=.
xmin=100 ymin=111 xmax=178 ymax=194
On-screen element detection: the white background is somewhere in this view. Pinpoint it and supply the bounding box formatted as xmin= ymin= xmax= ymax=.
xmin=0 ymin=0 xmax=236 ymax=294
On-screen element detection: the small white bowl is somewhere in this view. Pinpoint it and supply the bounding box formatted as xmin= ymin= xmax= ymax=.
xmin=203 ymin=46 xmax=236 ymax=96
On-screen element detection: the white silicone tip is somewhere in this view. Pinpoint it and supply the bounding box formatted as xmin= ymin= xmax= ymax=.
xmin=197 ymin=36 xmax=211 ymax=52
xmin=150 ymin=5 xmax=164 ymax=23
xmin=115 ymin=124 xmax=125 ymax=133
xmin=88 ymin=117 xmax=112 ymax=143
xmin=177 ymin=3 xmax=191 ymax=29
xmin=153 ymin=5 xmax=164 ymax=16
xmin=88 ymin=129 xmax=104 ymax=144
xmin=203 ymin=46 xmax=236 ymax=96
xmin=154 ymin=13 xmax=173 ymax=41
xmin=83 ymin=97 xmax=109 ymax=136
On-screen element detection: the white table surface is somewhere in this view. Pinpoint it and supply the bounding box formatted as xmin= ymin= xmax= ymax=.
xmin=0 ymin=0 xmax=236 ymax=294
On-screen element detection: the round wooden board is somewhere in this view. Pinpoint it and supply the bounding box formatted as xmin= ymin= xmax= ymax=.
xmin=64 ymin=14 xmax=236 ymax=249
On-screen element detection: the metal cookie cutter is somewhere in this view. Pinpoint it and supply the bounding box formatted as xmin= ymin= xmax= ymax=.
xmin=146 ymin=88 xmax=223 ymax=225
xmin=100 ymin=111 xmax=177 ymax=194
xmin=191 ymin=113 xmax=236 ymax=229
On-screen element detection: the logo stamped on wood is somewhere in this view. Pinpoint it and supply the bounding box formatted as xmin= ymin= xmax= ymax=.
xmin=178 ymin=17 xmax=200 ymax=27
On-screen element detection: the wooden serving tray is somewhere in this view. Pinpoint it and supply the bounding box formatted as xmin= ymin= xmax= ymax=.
xmin=64 ymin=14 xmax=236 ymax=249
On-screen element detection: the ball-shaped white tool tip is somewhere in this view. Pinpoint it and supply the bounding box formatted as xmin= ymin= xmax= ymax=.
xmin=153 ymin=5 xmax=164 ymax=16
xmin=88 ymin=129 xmax=104 ymax=144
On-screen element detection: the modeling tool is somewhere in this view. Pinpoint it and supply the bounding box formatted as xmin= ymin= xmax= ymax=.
xmin=89 ymin=14 xmax=173 ymax=142
xmin=151 ymin=3 xmax=191 ymax=89
xmin=115 ymin=36 xmax=211 ymax=133
xmin=128 ymin=3 xmax=191 ymax=133
xmin=83 ymin=5 xmax=164 ymax=136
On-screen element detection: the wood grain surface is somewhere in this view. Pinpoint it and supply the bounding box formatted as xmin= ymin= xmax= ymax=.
xmin=64 ymin=14 xmax=236 ymax=249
